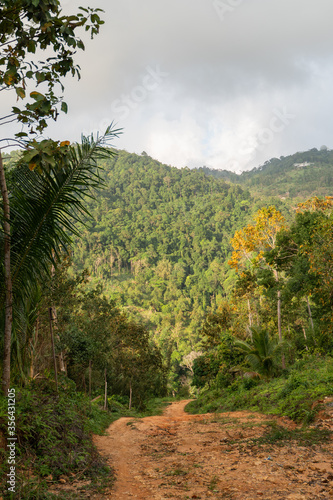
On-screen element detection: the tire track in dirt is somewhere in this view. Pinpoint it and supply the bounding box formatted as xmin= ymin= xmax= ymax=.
xmin=94 ymin=399 xmax=333 ymax=499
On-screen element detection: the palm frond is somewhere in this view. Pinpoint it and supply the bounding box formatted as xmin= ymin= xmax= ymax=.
xmin=0 ymin=125 xmax=121 ymax=305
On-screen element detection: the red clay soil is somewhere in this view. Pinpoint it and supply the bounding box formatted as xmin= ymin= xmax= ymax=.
xmin=93 ymin=399 xmax=333 ymax=499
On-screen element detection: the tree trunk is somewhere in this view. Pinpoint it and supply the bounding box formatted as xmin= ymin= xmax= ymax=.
xmin=30 ymin=313 xmax=39 ymax=379
xmin=306 ymin=296 xmax=314 ymax=332
xmin=273 ymin=270 xmax=282 ymax=340
xmin=50 ymin=304 xmax=66 ymax=373
xmin=89 ymin=359 xmax=92 ymax=399
xmin=129 ymin=379 xmax=132 ymax=410
xmin=49 ymin=307 xmax=58 ymax=393
xmin=54 ymin=317 xmax=66 ymax=373
xmin=0 ymin=153 xmax=12 ymax=395
xmin=247 ymin=298 xmax=253 ymax=332
xmin=277 ymin=289 xmax=282 ymax=341
xmin=104 ymin=368 xmax=107 ymax=410
xmin=274 ymin=270 xmax=285 ymax=369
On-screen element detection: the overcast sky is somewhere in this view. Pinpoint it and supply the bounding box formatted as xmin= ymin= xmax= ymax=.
xmin=7 ymin=0 xmax=333 ymax=172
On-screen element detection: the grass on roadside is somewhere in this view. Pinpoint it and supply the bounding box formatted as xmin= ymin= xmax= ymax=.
xmin=186 ymin=354 xmax=333 ymax=424
xmin=253 ymin=422 xmax=332 ymax=447
xmin=0 ymin=375 xmax=172 ymax=499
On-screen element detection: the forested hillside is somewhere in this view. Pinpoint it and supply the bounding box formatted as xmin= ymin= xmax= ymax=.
xmin=70 ymin=150 xmax=257 ymax=383
xmin=4 ymin=146 xmax=332 ymax=393
xmin=69 ymin=148 xmax=333 ymax=387
xmin=1 ymin=143 xmax=333 ymax=496
xmin=199 ymin=147 xmax=333 ymax=198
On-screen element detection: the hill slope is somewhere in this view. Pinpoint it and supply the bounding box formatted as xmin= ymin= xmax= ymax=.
xmin=198 ymin=147 xmax=333 ymax=198
xmin=71 ymin=150 xmax=255 ymax=369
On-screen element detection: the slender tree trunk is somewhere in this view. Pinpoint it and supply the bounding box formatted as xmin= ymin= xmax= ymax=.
xmin=273 ymin=270 xmax=282 ymax=340
xmin=104 ymin=368 xmax=107 ymax=410
xmin=306 ymin=296 xmax=314 ymax=332
xmin=253 ymin=296 xmax=260 ymax=325
xmin=277 ymin=290 xmax=282 ymax=340
xmin=49 ymin=307 xmax=58 ymax=393
xmin=274 ymin=270 xmax=285 ymax=369
xmin=89 ymin=359 xmax=92 ymax=399
xmin=129 ymin=379 xmax=132 ymax=410
xmin=52 ymin=307 xmax=66 ymax=373
xmin=30 ymin=313 xmax=39 ymax=379
xmin=0 ymin=153 xmax=12 ymax=395
xmin=247 ymin=298 xmax=253 ymax=331
xmin=49 ymin=276 xmax=66 ymax=374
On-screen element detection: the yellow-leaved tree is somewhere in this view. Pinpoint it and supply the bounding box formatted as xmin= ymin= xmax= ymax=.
xmin=229 ymin=207 xmax=287 ymax=365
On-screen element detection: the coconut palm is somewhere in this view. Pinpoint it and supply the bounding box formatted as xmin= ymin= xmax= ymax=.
xmin=0 ymin=125 xmax=120 ymax=393
xmin=235 ymin=326 xmax=286 ymax=379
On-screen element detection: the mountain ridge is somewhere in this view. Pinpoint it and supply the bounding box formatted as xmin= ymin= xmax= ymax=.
xmin=196 ymin=147 xmax=333 ymax=198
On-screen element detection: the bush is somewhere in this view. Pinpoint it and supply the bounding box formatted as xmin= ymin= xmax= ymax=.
xmin=0 ymin=374 xmax=114 ymax=497
xmin=186 ymin=354 xmax=333 ymax=424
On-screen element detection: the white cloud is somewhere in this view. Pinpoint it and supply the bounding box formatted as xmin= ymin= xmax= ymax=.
xmin=2 ymin=0 xmax=333 ymax=170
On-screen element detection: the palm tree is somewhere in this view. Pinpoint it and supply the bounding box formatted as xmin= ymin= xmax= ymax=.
xmin=235 ymin=326 xmax=286 ymax=380
xmin=0 ymin=125 xmax=121 ymax=393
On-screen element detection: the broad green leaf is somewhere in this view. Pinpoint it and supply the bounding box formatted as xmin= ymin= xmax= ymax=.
xmin=16 ymin=87 xmax=26 ymax=99
xmin=61 ymin=101 xmax=68 ymax=114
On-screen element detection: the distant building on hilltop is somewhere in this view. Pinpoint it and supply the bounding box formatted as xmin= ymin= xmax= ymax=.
xmin=294 ymin=162 xmax=314 ymax=168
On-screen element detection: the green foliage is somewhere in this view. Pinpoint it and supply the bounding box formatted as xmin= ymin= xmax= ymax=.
xmin=250 ymin=422 xmax=332 ymax=447
xmin=0 ymin=0 xmax=104 ymax=140
xmin=192 ymin=332 xmax=242 ymax=389
xmin=0 ymin=376 xmax=114 ymax=497
xmin=0 ymin=128 xmax=119 ymax=309
xmin=192 ymin=353 xmax=221 ymax=388
xmin=265 ymin=206 xmax=333 ymax=344
xmin=186 ymin=354 xmax=333 ymax=423
xmin=234 ymin=326 xmax=286 ymax=379
xmin=68 ymin=150 xmax=252 ymax=374
xmin=201 ymin=148 xmax=333 ymax=198
xmin=38 ymin=259 xmax=168 ymax=406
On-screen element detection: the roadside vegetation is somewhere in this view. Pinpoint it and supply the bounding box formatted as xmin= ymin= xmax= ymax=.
xmin=186 ymin=197 xmax=333 ymax=423
xmin=187 ymin=354 xmax=333 ymax=423
xmin=0 ymin=376 xmax=172 ymax=498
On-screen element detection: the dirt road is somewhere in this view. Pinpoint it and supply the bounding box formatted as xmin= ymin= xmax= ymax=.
xmin=94 ymin=399 xmax=333 ymax=499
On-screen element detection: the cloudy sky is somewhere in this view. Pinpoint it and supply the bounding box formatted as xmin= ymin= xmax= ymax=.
xmin=9 ymin=0 xmax=333 ymax=171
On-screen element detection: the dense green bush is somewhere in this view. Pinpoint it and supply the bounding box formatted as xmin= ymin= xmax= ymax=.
xmin=0 ymin=375 xmax=114 ymax=497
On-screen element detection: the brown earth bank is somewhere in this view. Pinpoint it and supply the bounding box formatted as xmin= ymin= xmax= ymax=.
xmin=90 ymin=399 xmax=333 ymax=500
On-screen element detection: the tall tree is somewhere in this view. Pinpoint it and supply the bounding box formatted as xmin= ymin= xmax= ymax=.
xmin=0 ymin=0 xmax=104 ymax=145
xmin=0 ymin=129 xmax=120 ymax=393
xmin=229 ymin=207 xmax=287 ymax=350
xmin=0 ymin=0 xmax=114 ymax=394
xmin=267 ymin=197 xmax=333 ymax=341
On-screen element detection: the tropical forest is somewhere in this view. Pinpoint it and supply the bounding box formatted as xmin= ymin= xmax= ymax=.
xmin=1 ymin=1 xmax=333 ymax=499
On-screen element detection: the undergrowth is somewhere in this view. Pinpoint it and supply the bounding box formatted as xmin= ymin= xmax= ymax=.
xmin=0 ymin=374 xmax=114 ymax=499
xmin=0 ymin=374 xmax=172 ymax=499
xmin=106 ymin=394 xmax=172 ymax=423
xmin=186 ymin=354 xmax=333 ymax=423
xmin=252 ymin=422 xmax=332 ymax=447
